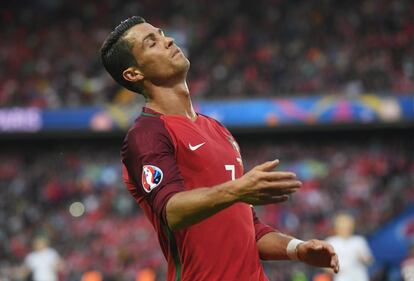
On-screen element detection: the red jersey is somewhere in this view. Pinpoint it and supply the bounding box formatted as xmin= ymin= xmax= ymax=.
xmin=121 ymin=107 xmax=274 ymax=281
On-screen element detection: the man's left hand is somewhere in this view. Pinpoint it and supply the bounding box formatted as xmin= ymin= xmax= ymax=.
xmin=297 ymin=239 xmax=340 ymax=273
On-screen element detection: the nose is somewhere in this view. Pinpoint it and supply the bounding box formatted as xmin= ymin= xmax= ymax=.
xmin=165 ymin=36 xmax=174 ymax=48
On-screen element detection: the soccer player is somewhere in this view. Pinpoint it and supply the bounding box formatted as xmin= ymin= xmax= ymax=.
xmin=22 ymin=236 xmax=64 ymax=281
xmin=326 ymin=213 xmax=373 ymax=281
xmin=101 ymin=16 xmax=339 ymax=281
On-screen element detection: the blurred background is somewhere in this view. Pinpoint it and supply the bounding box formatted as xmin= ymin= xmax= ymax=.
xmin=0 ymin=0 xmax=414 ymax=280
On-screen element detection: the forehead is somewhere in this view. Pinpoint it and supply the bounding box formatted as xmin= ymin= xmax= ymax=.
xmin=335 ymin=215 xmax=353 ymax=224
xmin=124 ymin=22 xmax=158 ymax=42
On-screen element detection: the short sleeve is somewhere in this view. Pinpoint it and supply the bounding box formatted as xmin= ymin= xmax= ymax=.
xmin=24 ymin=254 xmax=33 ymax=268
xmin=252 ymin=208 xmax=276 ymax=241
xmin=122 ymin=121 xmax=185 ymax=223
xmin=357 ymin=236 xmax=373 ymax=260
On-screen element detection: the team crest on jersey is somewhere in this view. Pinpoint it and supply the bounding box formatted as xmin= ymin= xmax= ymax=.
xmin=141 ymin=165 xmax=163 ymax=193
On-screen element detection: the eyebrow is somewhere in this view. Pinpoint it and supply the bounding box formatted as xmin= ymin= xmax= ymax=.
xmin=142 ymin=28 xmax=164 ymax=48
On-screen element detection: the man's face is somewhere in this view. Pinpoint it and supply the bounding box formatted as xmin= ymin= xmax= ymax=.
xmin=124 ymin=23 xmax=190 ymax=84
xmin=334 ymin=214 xmax=355 ymax=238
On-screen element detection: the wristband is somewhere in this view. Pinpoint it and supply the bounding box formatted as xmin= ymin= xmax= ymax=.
xmin=286 ymin=239 xmax=304 ymax=260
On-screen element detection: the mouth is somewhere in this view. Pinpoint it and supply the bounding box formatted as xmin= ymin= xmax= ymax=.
xmin=172 ymin=48 xmax=181 ymax=58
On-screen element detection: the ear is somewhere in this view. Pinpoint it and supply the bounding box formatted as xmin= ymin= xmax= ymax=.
xmin=123 ymin=67 xmax=144 ymax=83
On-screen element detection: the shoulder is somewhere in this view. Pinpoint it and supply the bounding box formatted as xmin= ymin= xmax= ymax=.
xmin=128 ymin=114 xmax=169 ymax=138
xmin=352 ymin=235 xmax=368 ymax=244
xmin=25 ymin=252 xmax=35 ymax=264
xmin=199 ymin=113 xmax=225 ymax=127
xmin=121 ymin=115 xmax=173 ymax=157
xmin=45 ymin=247 xmax=59 ymax=257
xmin=199 ymin=113 xmax=232 ymax=135
xmin=325 ymin=236 xmax=338 ymax=243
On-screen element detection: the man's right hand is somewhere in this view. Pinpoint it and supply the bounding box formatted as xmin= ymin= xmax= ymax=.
xmin=230 ymin=160 xmax=301 ymax=205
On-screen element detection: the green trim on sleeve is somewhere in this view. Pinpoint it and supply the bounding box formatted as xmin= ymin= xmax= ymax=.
xmin=162 ymin=223 xmax=182 ymax=281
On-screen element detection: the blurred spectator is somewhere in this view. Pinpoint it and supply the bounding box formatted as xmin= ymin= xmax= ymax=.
xmin=402 ymin=244 xmax=414 ymax=281
xmin=22 ymin=236 xmax=64 ymax=281
xmin=326 ymin=213 xmax=373 ymax=281
xmin=136 ymin=268 xmax=156 ymax=281
xmin=0 ymin=136 xmax=412 ymax=280
xmin=313 ymin=272 xmax=331 ymax=281
xmin=81 ymin=270 xmax=103 ymax=281
xmin=0 ymin=0 xmax=414 ymax=108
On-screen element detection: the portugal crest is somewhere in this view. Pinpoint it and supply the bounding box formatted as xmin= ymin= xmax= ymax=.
xmin=141 ymin=165 xmax=163 ymax=193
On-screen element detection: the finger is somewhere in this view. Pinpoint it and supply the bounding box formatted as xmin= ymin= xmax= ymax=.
xmin=262 ymin=171 xmax=297 ymax=180
xmin=254 ymin=195 xmax=289 ymax=205
xmin=331 ymin=254 xmax=340 ymax=273
xmin=260 ymin=187 xmax=299 ymax=197
xmin=261 ymin=187 xmax=300 ymax=197
xmin=254 ymin=159 xmax=279 ymax=172
xmin=332 ymin=256 xmax=339 ymax=271
xmin=315 ymin=242 xmax=336 ymax=253
xmin=319 ymin=243 xmax=337 ymax=256
xmin=262 ymin=180 xmax=302 ymax=191
xmin=313 ymin=243 xmax=323 ymax=250
xmin=326 ymin=244 xmax=337 ymax=255
xmin=268 ymin=195 xmax=290 ymax=203
xmin=315 ymin=243 xmax=339 ymax=273
xmin=258 ymin=193 xmax=291 ymax=200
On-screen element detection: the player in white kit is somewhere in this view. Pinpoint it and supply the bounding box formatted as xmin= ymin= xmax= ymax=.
xmin=326 ymin=213 xmax=373 ymax=281
xmin=24 ymin=236 xmax=64 ymax=281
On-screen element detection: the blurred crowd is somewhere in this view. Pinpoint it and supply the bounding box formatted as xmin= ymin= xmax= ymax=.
xmin=1 ymin=0 xmax=414 ymax=108
xmin=0 ymin=136 xmax=412 ymax=281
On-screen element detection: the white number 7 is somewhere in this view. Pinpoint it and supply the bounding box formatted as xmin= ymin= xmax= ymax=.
xmin=225 ymin=164 xmax=235 ymax=181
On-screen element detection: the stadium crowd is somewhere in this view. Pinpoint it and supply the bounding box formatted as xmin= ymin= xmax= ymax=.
xmin=1 ymin=0 xmax=414 ymax=280
xmin=1 ymin=0 xmax=414 ymax=108
xmin=0 ymin=137 xmax=412 ymax=281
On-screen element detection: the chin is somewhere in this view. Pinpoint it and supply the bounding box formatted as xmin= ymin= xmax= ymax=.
xmin=183 ymin=59 xmax=190 ymax=71
xmin=175 ymin=58 xmax=190 ymax=74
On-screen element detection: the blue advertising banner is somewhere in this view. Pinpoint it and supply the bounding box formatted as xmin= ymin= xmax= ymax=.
xmin=42 ymin=107 xmax=102 ymax=130
xmin=0 ymin=95 xmax=413 ymax=133
xmin=195 ymin=95 xmax=414 ymax=128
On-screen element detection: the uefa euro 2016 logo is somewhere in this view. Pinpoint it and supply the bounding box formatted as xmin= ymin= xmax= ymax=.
xmin=141 ymin=165 xmax=163 ymax=193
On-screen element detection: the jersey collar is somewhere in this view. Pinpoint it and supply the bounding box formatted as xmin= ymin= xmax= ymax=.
xmin=141 ymin=107 xmax=199 ymax=122
xmin=141 ymin=107 xmax=162 ymax=117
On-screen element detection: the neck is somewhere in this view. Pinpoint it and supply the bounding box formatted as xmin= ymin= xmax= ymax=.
xmin=339 ymin=233 xmax=352 ymax=239
xmin=145 ymin=79 xmax=197 ymax=120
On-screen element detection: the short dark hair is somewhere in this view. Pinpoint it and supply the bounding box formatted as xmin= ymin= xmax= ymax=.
xmin=100 ymin=16 xmax=146 ymax=95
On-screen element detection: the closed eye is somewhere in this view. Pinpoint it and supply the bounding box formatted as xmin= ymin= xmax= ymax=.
xmin=142 ymin=29 xmax=165 ymax=49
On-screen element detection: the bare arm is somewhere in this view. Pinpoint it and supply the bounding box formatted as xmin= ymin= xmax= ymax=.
xmin=256 ymin=231 xmax=294 ymax=260
xmin=166 ymin=160 xmax=301 ymax=230
xmin=257 ymin=232 xmax=340 ymax=273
